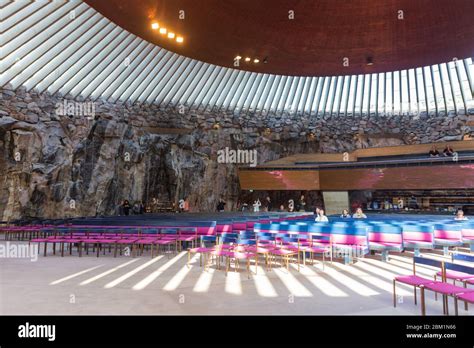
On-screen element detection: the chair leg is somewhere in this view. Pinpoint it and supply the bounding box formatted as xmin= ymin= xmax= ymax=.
xmin=434 ymin=275 xmax=438 ymax=301
xmin=414 ymin=286 xmax=417 ymax=305
xmin=454 ymin=297 xmax=459 ymax=316
xmin=420 ymin=287 xmax=426 ymax=315
xmin=44 ymin=242 xmax=47 ymax=257
xmin=247 ymin=258 xmax=251 ymax=279
xmin=442 ymin=294 xmax=446 ymax=314
xmin=393 ymin=280 xmax=397 ymax=308
xmin=444 ymin=295 xmax=449 ymax=315
xmin=464 ymin=282 xmax=469 ymax=311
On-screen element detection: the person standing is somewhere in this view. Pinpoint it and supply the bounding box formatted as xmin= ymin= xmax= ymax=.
xmin=298 ymin=195 xmax=306 ymax=212
xmin=253 ymin=199 xmax=261 ymax=212
xmin=118 ymin=200 xmax=124 ymax=216
xmin=216 ymin=198 xmax=226 ymax=212
xmin=264 ymin=196 xmax=272 ymax=212
xmin=122 ymin=200 xmax=131 ymax=216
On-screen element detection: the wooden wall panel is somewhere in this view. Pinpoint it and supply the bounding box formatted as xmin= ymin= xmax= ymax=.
xmin=238 ymin=169 xmax=320 ymax=190
xmin=319 ymin=164 xmax=474 ymax=190
xmin=239 ymin=164 xmax=474 ymax=191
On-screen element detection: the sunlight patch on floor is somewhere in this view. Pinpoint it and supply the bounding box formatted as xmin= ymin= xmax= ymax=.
xmin=50 ymin=265 xmax=103 ymax=285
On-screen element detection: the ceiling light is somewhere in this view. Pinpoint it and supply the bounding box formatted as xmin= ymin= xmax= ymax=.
xmin=159 ymin=28 xmax=167 ymax=34
xmin=167 ymin=32 xmax=175 ymax=39
xmin=366 ymin=57 xmax=374 ymax=66
xmin=254 ymin=59 xmax=259 ymax=63
xmin=235 ymin=55 xmax=242 ymax=60
xmin=245 ymin=57 xmax=251 ymax=62
xmin=176 ymin=36 xmax=184 ymax=43
xmin=263 ymin=57 xmax=268 ymax=64
xmin=151 ymin=22 xmax=159 ymax=30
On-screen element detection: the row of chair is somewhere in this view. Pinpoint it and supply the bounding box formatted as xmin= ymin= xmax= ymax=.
xmin=254 ymin=221 xmax=474 ymax=262
xmin=393 ymin=253 xmax=474 ymax=315
xmin=188 ymin=229 xmax=332 ymax=278
xmin=25 ymin=215 xmax=312 ymax=258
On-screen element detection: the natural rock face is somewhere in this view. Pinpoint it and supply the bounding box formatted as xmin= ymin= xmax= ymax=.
xmin=0 ymin=85 xmax=473 ymax=220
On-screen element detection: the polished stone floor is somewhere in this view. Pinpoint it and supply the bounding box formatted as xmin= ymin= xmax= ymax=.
xmin=1 ymin=241 xmax=472 ymax=316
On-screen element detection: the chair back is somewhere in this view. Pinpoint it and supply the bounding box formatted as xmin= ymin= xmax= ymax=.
xmin=451 ymin=252 xmax=474 ymax=263
xmin=413 ymin=256 xmax=445 ymax=280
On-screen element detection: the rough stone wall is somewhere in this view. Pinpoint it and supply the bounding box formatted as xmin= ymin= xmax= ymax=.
xmin=0 ymin=85 xmax=473 ymax=220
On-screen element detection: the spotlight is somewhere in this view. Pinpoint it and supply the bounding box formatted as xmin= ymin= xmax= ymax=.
xmin=235 ymin=55 xmax=242 ymax=60
xmin=168 ymin=32 xmax=175 ymax=39
xmin=245 ymin=57 xmax=251 ymax=62
xmin=151 ymin=22 xmax=159 ymax=30
xmin=366 ymin=56 xmax=374 ymax=66
xmin=176 ymin=36 xmax=184 ymax=43
xmin=263 ymin=57 xmax=268 ymax=64
xmin=254 ymin=59 xmax=259 ymax=63
xmin=159 ymin=28 xmax=167 ymax=34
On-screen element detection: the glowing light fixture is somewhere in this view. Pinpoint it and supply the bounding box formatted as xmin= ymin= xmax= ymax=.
xmin=176 ymin=36 xmax=184 ymax=43
xmin=168 ymin=32 xmax=175 ymax=39
xmin=235 ymin=55 xmax=242 ymax=60
xmin=159 ymin=27 xmax=167 ymax=34
xmin=254 ymin=59 xmax=260 ymax=63
xmin=151 ymin=22 xmax=159 ymax=30
xmin=245 ymin=57 xmax=251 ymax=62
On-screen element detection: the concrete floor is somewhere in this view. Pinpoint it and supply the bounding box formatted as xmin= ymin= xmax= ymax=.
xmin=1 ymin=241 xmax=472 ymax=316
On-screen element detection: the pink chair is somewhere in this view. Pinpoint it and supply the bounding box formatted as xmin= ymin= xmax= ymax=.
xmin=455 ymin=292 xmax=474 ymax=315
xmin=222 ymin=250 xmax=257 ymax=279
xmin=393 ymin=256 xmax=440 ymax=312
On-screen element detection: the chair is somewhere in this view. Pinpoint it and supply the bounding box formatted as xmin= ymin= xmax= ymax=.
xmin=401 ymin=224 xmax=434 ymax=256
xmin=425 ymin=262 xmax=474 ymax=315
xmin=187 ymin=235 xmax=217 ymax=268
xmin=393 ymin=256 xmax=440 ymax=311
xmin=433 ymin=223 xmax=464 ymax=256
xmin=368 ymin=224 xmax=403 ymax=261
xmin=270 ymin=235 xmax=300 ymax=271
xmin=305 ymin=232 xmax=331 ymax=269
xmin=224 ymin=239 xmax=257 ymax=278
xmin=155 ymin=228 xmax=179 ymax=257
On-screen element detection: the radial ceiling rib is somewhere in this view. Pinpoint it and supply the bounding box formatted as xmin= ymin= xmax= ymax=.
xmin=1 ymin=0 xmax=472 ymax=116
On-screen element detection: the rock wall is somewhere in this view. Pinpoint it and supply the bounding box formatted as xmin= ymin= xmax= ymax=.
xmin=1 ymin=85 xmax=473 ymax=220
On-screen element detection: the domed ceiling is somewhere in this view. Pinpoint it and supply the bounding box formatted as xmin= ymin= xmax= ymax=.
xmin=85 ymin=0 xmax=474 ymax=76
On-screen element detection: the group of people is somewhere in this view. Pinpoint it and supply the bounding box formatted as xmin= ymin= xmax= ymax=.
xmin=314 ymin=207 xmax=367 ymax=222
xmin=118 ymin=200 xmax=145 ymax=216
xmin=233 ymin=197 xmax=273 ymax=212
xmin=429 ymin=145 xmax=455 ymax=157
xmin=235 ymin=195 xmax=314 ymax=213
xmin=368 ymin=195 xmax=419 ymax=210
xmin=313 ymin=206 xmax=468 ymax=222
